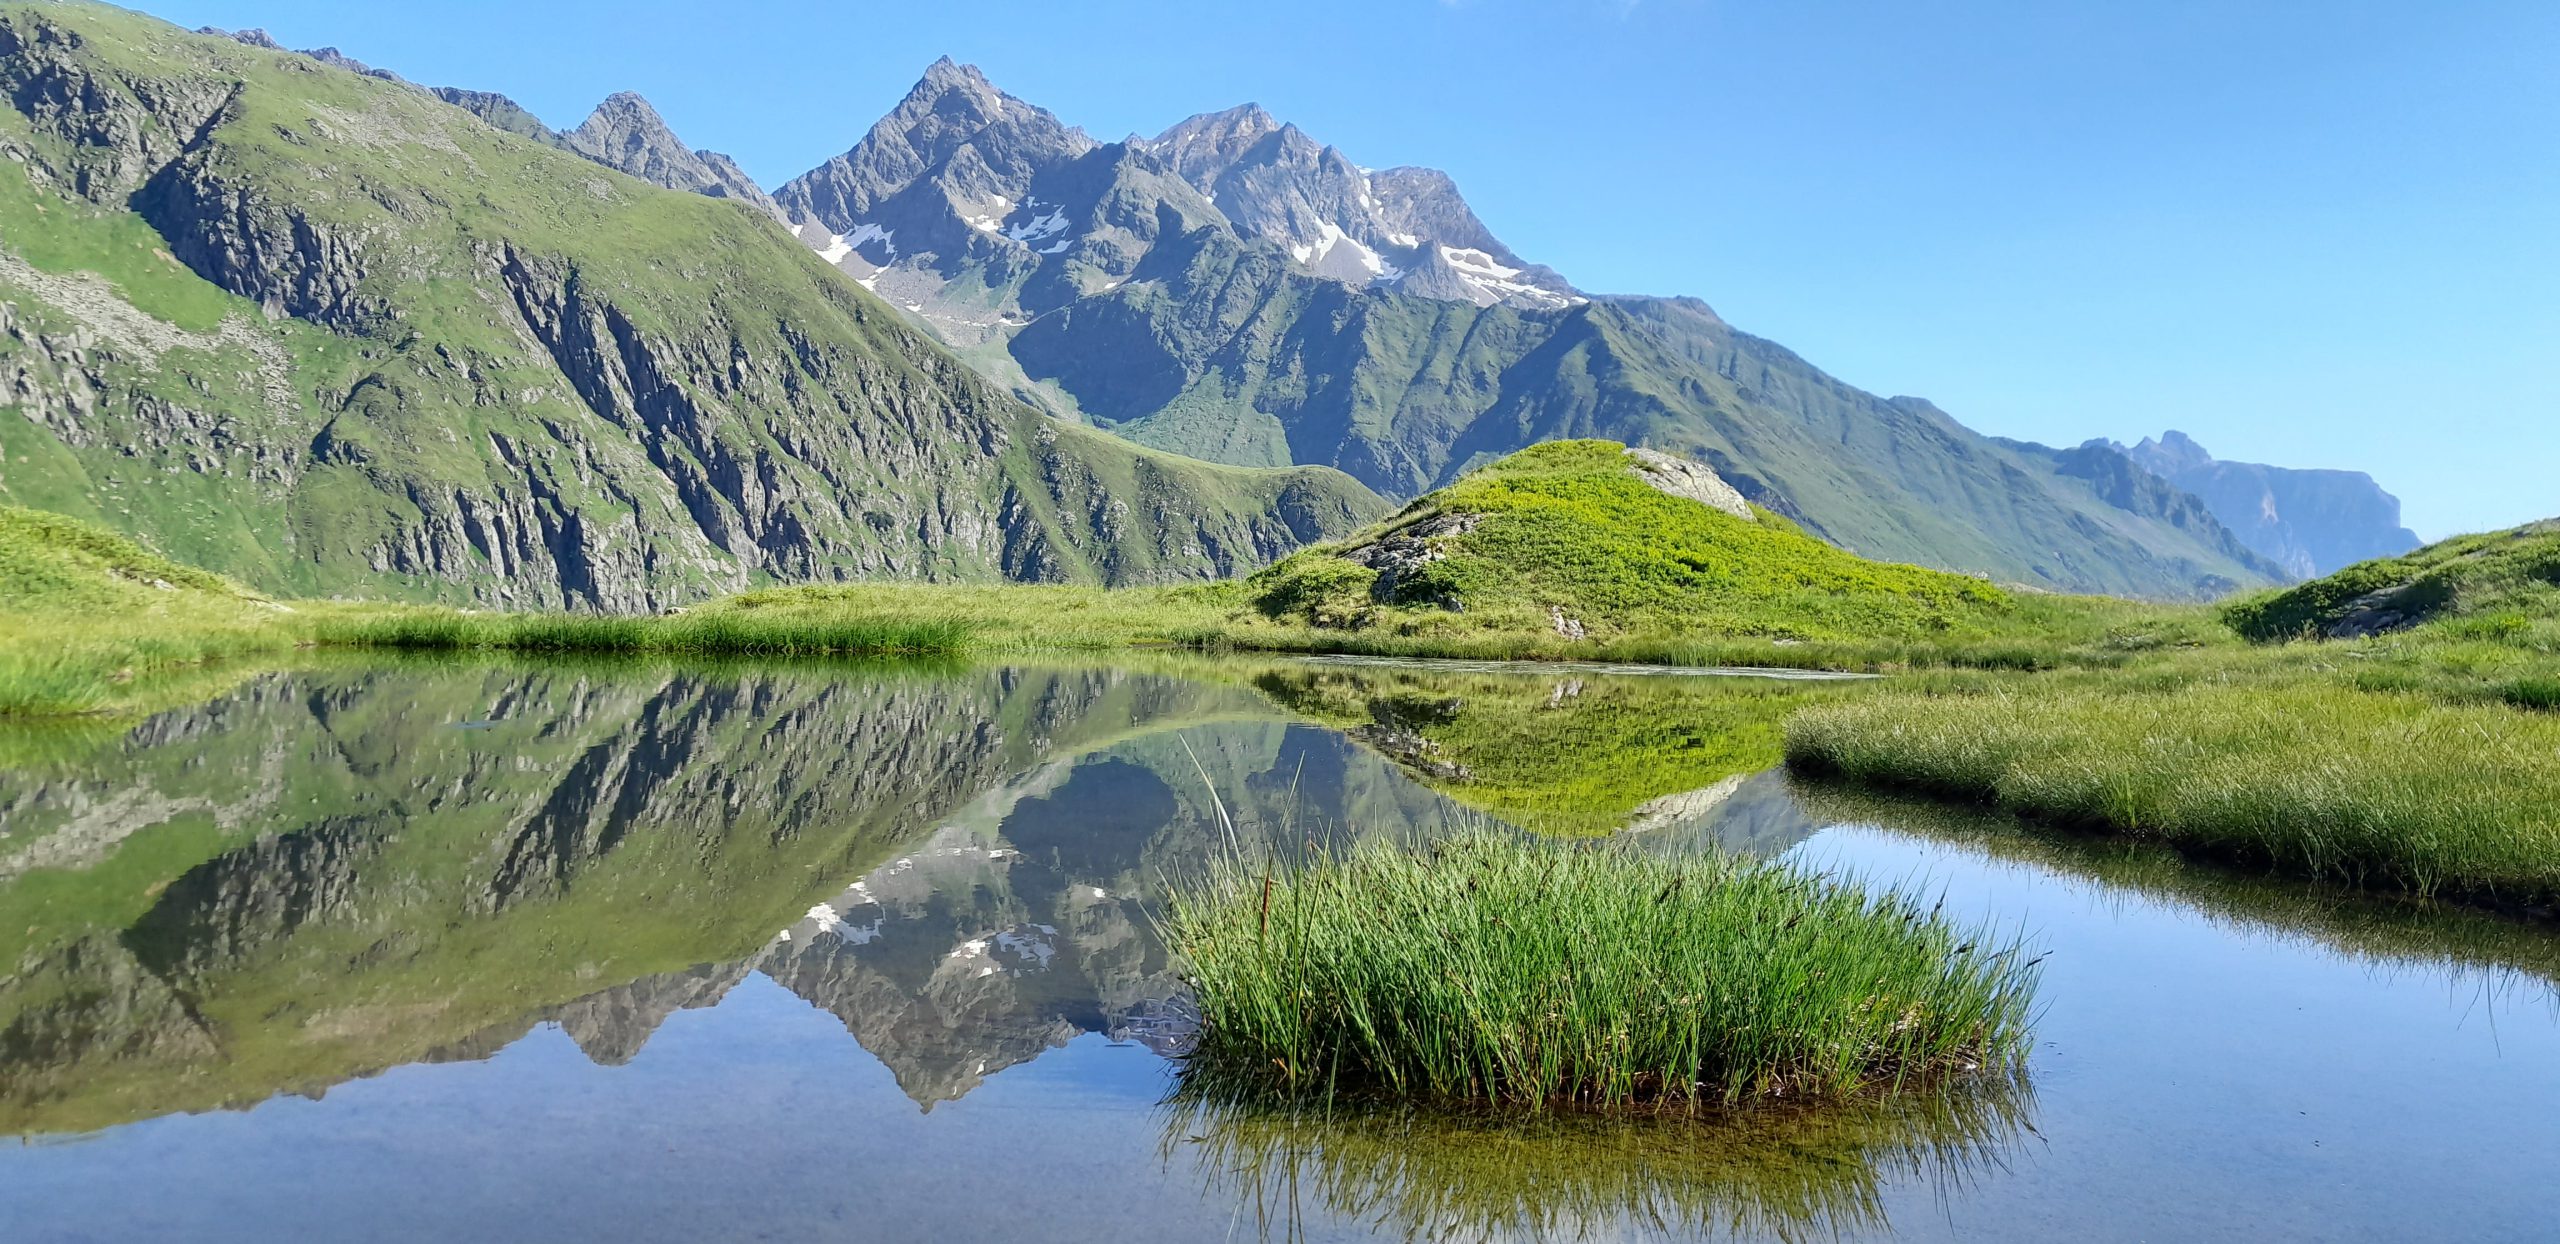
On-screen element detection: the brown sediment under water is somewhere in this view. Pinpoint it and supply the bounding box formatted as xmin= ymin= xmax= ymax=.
xmin=0 ymin=657 xmax=2551 ymax=1242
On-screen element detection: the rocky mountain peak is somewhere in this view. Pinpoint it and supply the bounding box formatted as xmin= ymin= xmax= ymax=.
xmin=918 ymin=54 xmax=989 ymax=91
xmin=559 ymin=91 xmax=785 ymax=222
xmin=568 ymin=91 xmax=680 ymax=154
xmin=1145 ymin=103 xmax=1284 ymax=186
xmin=1136 ymin=103 xmax=1577 ymax=310
xmin=2132 ymin=429 xmax=2215 ymax=476
xmin=773 ymin=60 xmax=1104 ymax=293
xmin=199 ymin=26 xmax=283 ymax=50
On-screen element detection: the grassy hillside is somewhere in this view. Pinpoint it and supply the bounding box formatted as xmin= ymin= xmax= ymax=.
xmin=2224 ymin=521 xmax=2560 ymax=641
xmin=0 ymin=3 xmax=1378 ymax=610
xmin=0 ymin=505 xmax=301 ymax=715
xmin=661 ymin=442 xmax=2213 ymax=673
xmin=1787 ymin=519 xmax=2560 ymax=911
xmin=1249 ymin=440 xmax=2011 ymax=641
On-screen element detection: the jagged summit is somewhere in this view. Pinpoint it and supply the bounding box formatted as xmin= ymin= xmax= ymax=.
xmin=764 ymin=63 xmax=1578 ymax=330
xmin=1141 ymin=103 xmax=1581 ymax=310
xmin=562 ymin=91 xmax=784 ymax=220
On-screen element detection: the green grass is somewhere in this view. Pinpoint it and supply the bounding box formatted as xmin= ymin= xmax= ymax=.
xmin=311 ymin=608 xmax=975 ymax=657
xmin=0 ymin=505 xmax=305 ymax=715
xmin=671 ymin=439 xmax=2235 ymax=678
xmin=1247 ymin=441 xmax=2017 ymax=645
xmin=2223 ymin=520 xmax=2560 ymax=641
xmin=1164 ymin=831 xmax=2038 ymax=1110
xmin=1786 ymin=659 xmax=2560 ymax=910
xmin=1786 ymin=521 xmax=2560 ymax=911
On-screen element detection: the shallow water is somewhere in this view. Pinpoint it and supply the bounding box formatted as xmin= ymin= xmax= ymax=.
xmin=0 ymin=659 xmax=2553 ymax=1242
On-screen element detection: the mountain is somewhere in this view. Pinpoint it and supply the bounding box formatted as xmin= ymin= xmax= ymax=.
xmin=127 ymin=22 xmax=2293 ymax=601
xmin=759 ymin=63 xmax=2282 ymax=599
xmin=559 ymin=92 xmax=787 ymax=222
xmin=1136 ymin=103 xmax=1579 ymax=309
xmin=0 ymin=6 xmax=1381 ymax=608
xmin=197 ymin=29 xmax=804 ymax=231
xmin=2124 ymin=430 xmax=2422 ymax=577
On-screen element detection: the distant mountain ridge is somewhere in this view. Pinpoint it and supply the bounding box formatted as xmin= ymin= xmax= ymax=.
xmin=2122 ymin=431 xmax=2421 ymax=577
xmin=199 ymin=27 xmax=788 ymax=222
xmin=748 ymin=61 xmax=2291 ymax=599
xmin=155 ymin=27 xmax=2400 ymax=600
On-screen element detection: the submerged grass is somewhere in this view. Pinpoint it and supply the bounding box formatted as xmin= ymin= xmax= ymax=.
xmin=1164 ymin=831 xmax=2038 ymax=1111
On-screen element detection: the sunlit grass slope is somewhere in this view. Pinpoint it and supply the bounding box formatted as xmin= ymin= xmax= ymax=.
xmin=0 ymin=505 xmax=301 ymax=715
xmin=1788 ymin=520 xmax=2560 ymax=910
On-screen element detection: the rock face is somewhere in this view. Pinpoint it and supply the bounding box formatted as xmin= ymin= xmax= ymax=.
xmin=1994 ymin=436 xmax=2295 ymax=591
xmin=764 ymin=62 xmax=1579 ymax=355
xmin=0 ymin=9 xmax=1380 ymax=607
xmin=2125 ymin=430 xmax=2422 ymax=577
xmin=1626 ymin=447 xmax=1753 ymax=521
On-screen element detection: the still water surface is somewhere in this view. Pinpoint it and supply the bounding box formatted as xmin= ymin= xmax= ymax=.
xmin=0 ymin=659 xmax=2553 ymax=1241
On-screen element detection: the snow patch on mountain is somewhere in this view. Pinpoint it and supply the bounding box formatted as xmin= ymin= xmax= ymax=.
xmin=1432 ymin=245 xmax=1580 ymax=309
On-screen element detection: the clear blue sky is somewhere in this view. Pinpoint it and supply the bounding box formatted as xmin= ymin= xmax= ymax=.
xmin=138 ymin=0 xmax=2558 ymax=538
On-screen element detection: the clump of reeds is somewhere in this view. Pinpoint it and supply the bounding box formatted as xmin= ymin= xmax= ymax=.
xmin=1162 ymin=831 xmax=2038 ymax=1110
xmin=313 ymin=610 xmax=975 ymax=657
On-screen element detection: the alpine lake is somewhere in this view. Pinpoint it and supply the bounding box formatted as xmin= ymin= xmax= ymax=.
xmin=1 ymin=655 xmax=2553 ymax=1243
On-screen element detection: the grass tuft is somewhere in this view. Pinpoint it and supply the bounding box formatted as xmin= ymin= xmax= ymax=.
xmin=1164 ymin=831 xmax=2037 ymax=1111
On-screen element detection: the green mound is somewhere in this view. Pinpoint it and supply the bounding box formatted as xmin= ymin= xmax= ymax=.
xmin=0 ymin=505 xmax=254 ymax=609
xmin=1248 ymin=441 xmax=2010 ymax=643
xmin=2224 ymin=521 xmax=2560 ymax=642
xmin=0 ymin=506 xmax=296 ymax=716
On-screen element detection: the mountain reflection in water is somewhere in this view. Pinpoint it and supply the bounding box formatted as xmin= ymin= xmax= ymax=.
xmin=0 ymin=658 xmax=1825 ymax=1132
xmin=6 ymin=658 xmax=2559 ymax=1243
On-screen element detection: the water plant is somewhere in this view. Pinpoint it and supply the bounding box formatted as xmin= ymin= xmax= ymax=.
xmin=1162 ymin=831 xmax=2038 ymax=1110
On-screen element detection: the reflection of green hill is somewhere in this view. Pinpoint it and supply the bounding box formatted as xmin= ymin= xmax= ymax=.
xmin=0 ymin=661 xmax=1283 ymax=1133
xmin=1250 ymin=662 xmax=1852 ymax=835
